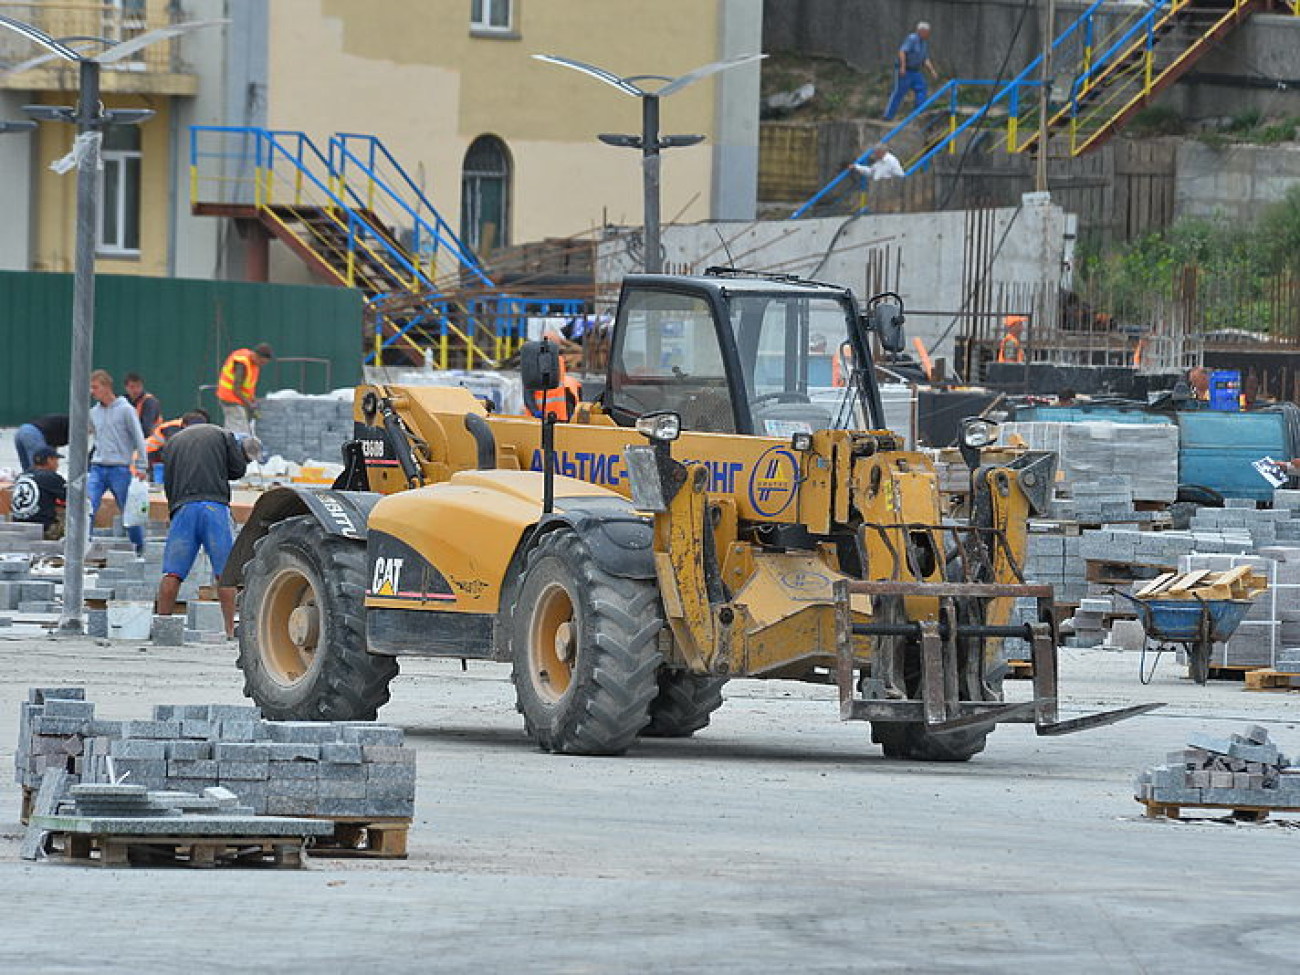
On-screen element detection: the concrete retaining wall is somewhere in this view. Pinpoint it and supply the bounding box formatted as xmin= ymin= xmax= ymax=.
xmin=1175 ymin=143 xmax=1300 ymax=223
xmin=597 ymin=197 xmax=1075 ymax=366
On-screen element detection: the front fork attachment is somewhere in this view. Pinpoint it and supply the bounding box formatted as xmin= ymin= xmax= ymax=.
xmin=835 ymin=581 xmax=1162 ymax=736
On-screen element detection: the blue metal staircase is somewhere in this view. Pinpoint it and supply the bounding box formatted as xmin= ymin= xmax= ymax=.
xmin=190 ymin=126 xmax=583 ymax=366
xmin=793 ymin=0 xmax=1284 ymax=219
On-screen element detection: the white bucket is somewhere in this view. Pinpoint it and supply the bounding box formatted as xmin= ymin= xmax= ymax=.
xmin=107 ymin=601 xmax=153 ymax=641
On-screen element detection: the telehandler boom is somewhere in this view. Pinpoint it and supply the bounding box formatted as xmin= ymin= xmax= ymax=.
xmin=224 ymin=270 xmax=1157 ymax=760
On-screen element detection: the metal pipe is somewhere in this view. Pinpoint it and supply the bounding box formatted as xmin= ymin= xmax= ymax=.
xmin=58 ymin=59 xmax=101 ymax=635
xmin=642 ymin=94 xmax=661 ymax=274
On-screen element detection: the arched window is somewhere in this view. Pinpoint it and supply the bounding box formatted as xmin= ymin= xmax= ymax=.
xmin=461 ymin=135 xmax=511 ymax=255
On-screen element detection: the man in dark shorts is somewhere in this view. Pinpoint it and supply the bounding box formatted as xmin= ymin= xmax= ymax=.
xmin=154 ymin=412 xmax=259 ymax=638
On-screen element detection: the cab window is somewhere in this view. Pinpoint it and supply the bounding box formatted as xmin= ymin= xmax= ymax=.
xmin=606 ymin=290 xmax=736 ymax=433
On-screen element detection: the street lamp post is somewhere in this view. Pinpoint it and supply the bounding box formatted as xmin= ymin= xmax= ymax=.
xmin=533 ymin=53 xmax=763 ymax=274
xmin=0 ymin=14 xmax=223 ymax=634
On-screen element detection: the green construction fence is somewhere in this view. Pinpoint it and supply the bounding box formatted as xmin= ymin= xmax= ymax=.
xmin=0 ymin=272 xmax=363 ymax=427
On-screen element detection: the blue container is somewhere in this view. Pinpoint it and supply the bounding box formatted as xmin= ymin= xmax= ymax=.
xmin=1208 ymin=369 xmax=1241 ymax=411
xmin=151 ymin=462 xmax=164 ymax=484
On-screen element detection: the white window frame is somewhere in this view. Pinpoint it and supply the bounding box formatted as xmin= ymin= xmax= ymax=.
xmin=471 ymin=0 xmax=513 ymax=33
xmin=103 ymin=0 xmax=148 ymax=71
xmin=98 ymin=132 xmax=142 ymax=256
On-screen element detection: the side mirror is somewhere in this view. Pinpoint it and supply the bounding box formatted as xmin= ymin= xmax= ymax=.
xmin=866 ymin=302 xmax=906 ymax=354
xmin=520 ymin=339 xmax=561 ymax=396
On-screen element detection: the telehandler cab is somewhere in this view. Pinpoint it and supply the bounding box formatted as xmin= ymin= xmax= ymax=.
xmin=223 ymin=269 xmax=1158 ymax=760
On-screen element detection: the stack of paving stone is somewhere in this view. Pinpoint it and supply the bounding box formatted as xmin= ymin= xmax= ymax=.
xmin=0 ymin=520 xmax=60 ymax=556
xmin=1063 ymin=597 xmax=1111 ymax=648
xmin=1048 ymin=475 xmax=1157 ymax=525
xmin=15 ymin=689 xmax=416 ymax=821
xmin=14 ymin=689 xmax=93 ymax=794
xmin=1190 ymin=501 xmax=1300 ymax=547
xmin=1134 ymin=725 xmax=1300 ymax=810
xmin=1000 ymin=420 xmax=1179 ymax=503
xmin=255 ymin=394 xmax=352 ymax=464
xmin=0 ymin=552 xmax=55 ymax=621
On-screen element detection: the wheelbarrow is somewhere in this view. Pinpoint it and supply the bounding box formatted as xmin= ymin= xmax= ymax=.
xmin=1112 ymin=589 xmax=1254 ymax=685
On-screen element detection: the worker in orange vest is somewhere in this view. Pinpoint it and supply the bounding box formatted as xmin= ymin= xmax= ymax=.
xmin=217 ymin=343 xmax=273 ymax=434
xmin=996 ymin=316 xmax=1026 ymax=364
xmin=529 ymin=354 xmax=582 ymax=421
xmin=145 ymin=413 xmax=200 ymax=469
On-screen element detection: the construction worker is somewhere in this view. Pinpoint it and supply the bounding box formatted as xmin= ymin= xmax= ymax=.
xmin=529 ymin=354 xmax=581 ymax=421
xmin=997 ymin=316 xmax=1027 ymax=364
xmin=123 ymin=372 xmax=162 ymax=436
xmin=217 ymin=343 xmax=274 ymax=434
xmin=145 ymin=411 xmax=206 ymax=470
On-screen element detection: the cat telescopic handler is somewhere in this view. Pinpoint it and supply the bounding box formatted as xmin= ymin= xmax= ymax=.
xmin=223 ymin=269 xmax=1158 ymax=760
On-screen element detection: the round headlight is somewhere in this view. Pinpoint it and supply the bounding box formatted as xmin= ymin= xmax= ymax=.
xmin=962 ymin=417 xmax=998 ymax=449
xmin=635 ymin=411 xmax=682 ymax=443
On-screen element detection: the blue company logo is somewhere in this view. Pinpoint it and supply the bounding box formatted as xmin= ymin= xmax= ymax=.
xmin=748 ymin=446 xmax=799 ymax=517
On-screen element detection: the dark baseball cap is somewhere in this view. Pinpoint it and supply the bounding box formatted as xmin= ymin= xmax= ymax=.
xmin=32 ymin=447 xmax=62 ymax=464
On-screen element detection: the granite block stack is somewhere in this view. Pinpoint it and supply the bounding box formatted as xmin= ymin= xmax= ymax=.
xmin=1000 ymin=421 xmax=1179 ymax=503
xmin=1134 ymin=726 xmax=1300 ymax=810
xmin=0 ymin=521 xmax=60 ymax=557
xmin=15 ymin=689 xmax=416 ymax=821
xmin=255 ymin=395 xmax=352 ymax=464
xmin=14 ymin=688 xmax=92 ymax=792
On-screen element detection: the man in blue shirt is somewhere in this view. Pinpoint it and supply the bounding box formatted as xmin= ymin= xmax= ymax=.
xmin=884 ymin=21 xmax=938 ymax=121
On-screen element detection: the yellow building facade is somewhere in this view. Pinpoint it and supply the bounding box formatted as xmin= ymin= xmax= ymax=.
xmin=0 ymin=0 xmax=761 ymax=281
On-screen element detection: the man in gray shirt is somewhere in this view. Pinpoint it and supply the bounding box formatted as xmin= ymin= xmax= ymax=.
xmin=89 ymin=369 xmax=149 ymax=553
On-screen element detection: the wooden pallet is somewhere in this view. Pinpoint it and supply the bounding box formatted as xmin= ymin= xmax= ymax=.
xmin=1244 ymin=668 xmax=1300 ymax=692
xmin=307 ymin=817 xmax=410 ymax=859
xmin=1005 ymin=659 xmax=1035 ymax=680
xmin=40 ymin=830 xmax=307 ymax=868
xmin=1138 ymin=798 xmax=1300 ymax=822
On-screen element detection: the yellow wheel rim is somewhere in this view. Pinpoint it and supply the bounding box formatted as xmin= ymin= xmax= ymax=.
xmin=259 ymin=564 xmax=322 ymax=687
xmin=528 ymin=582 xmax=576 ymax=703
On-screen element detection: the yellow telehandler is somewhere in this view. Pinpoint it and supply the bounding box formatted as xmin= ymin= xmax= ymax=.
xmin=223 ymin=269 xmax=1157 ymax=760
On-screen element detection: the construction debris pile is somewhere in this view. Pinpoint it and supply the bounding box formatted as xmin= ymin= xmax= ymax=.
xmin=1134 ymin=725 xmax=1300 ymax=810
xmin=17 ymin=688 xmax=416 ymax=820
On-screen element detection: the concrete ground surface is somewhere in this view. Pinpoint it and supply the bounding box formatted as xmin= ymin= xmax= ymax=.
xmin=2 ymin=636 xmax=1298 ymax=974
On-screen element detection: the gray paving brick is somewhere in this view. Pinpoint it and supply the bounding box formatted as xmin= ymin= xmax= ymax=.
xmin=265 ymin=743 xmax=321 ymax=762
xmin=214 ymin=742 xmax=272 ymax=762
xmin=218 ymin=721 xmax=265 ymax=741
xmin=218 ymin=761 xmax=270 ymax=781
xmin=269 ymin=778 xmax=320 ymax=799
xmin=165 ymin=740 xmax=212 ymax=760
xmin=366 ymin=763 xmax=416 ymax=785
xmin=315 ymin=797 xmax=373 ymax=817
xmin=269 ymin=760 xmax=321 ymax=780
xmin=319 ymin=779 xmax=366 ymax=799
xmin=181 ymin=719 xmax=216 ymax=739
xmin=43 ymin=699 xmax=95 ymax=720
xmin=318 ymin=762 xmax=367 ymax=782
xmin=320 ymin=743 xmax=363 ymax=764
xmin=266 ymin=722 xmax=342 ymax=744
xmin=167 ymin=760 xmax=218 ymax=778
xmin=109 ymin=739 xmax=167 ymax=760
xmin=339 ymin=724 xmax=404 ymax=746
xmin=364 ymin=798 xmax=414 ymax=818
xmin=361 ymin=746 xmax=414 ymax=766
xmin=209 ymin=704 xmax=262 ymax=722
xmin=366 ymin=780 xmax=415 ymax=800
xmin=120 ymin=720 xmax=182 ymax=739
xmin=32 ymin=717 xmax=87 ymax=735
xmin=266 ymin=796 xmax=314 ymax=816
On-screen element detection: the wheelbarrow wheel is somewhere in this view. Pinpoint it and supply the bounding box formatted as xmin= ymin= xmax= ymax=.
xmin=1188 ymin=640 xmax=1211 ymax=685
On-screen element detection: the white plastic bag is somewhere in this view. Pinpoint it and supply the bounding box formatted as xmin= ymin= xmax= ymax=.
xmin=122 ymin=477 xmax=151 ymax=528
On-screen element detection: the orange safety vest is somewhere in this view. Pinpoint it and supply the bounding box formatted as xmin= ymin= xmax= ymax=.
xmin=145 ymin=417 xmax=185 ymax=460
xmin=132 ymin=392 xmax=160 ymax=435
xmin=996 ymin=332 xmax=1024 ymax=364
xmin=217 ymin=348 xmax=261 ymax=404
xmin=530 ymin=360 xmax=580 ymax=422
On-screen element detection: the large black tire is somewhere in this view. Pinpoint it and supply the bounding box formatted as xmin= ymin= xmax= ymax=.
xmin=509 ymin=529 xmax=663 ymax=755
xmin=237 ymin=515 xmax=398 ymax=721
xmin=640 ymin=669 xmax=727 ymax=738
xmin=868 ymin=597 xmax=994 ymax=762
xmin=871 ymin=720 xmax=991 ymax=762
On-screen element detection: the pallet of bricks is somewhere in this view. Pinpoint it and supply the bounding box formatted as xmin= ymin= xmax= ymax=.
xmin=15 ymin=687 xmax=415 ymax=858
xmin=1135 ymin=725 xmax=1300 ymax=820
